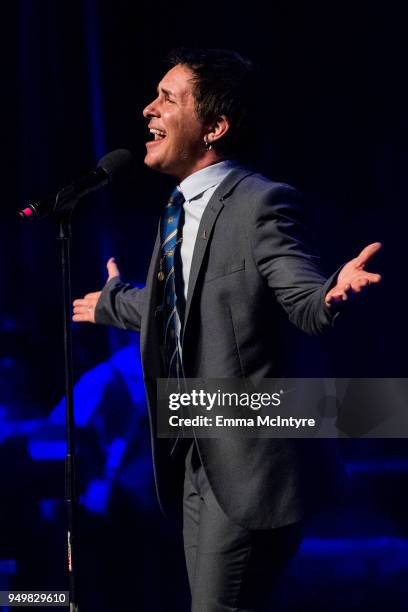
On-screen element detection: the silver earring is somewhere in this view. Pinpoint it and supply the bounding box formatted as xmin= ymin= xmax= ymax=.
xmin=204 ymin=136 xmax=213 ymax=151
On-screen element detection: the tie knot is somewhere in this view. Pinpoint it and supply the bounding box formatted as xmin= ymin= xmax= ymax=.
xmin=168 ymin=187 xmax=185 ymax=209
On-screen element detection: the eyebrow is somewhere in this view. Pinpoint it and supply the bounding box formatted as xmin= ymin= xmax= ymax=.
xmin=157 ymin=85 xmax=175 ymax=98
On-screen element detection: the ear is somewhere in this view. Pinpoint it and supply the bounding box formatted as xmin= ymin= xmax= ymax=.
xmin=206 ymin=115 xmax=230 ymax=146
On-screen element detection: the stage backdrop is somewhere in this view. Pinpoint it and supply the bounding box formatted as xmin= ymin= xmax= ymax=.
xmin=0 ymin=1 xmax=407 ymax=611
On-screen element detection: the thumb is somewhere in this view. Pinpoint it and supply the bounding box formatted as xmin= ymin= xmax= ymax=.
xmin=107 ymin=257 xmax=120 ymax=280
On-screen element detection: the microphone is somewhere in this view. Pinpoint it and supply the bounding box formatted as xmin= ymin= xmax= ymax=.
xmin=18 ymin=149 xmax=135 ymax=220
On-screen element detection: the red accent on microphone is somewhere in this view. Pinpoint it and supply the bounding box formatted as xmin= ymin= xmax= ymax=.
xmin=21 ymin=207 xmax=34 ymax=217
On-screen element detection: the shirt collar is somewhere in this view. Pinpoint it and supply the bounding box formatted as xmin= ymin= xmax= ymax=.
xmin=178 ymin=160 xmax=238 ymax=202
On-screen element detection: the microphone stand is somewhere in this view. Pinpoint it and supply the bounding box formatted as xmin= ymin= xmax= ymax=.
xmin=20 ymin=153 xmax=134 ymax=608
xmin=56 ymin=188 xmax=80 ymax=612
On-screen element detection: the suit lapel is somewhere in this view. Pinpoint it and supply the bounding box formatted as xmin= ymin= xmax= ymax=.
xmin=182 ymin=167 xmax=253 ymax=339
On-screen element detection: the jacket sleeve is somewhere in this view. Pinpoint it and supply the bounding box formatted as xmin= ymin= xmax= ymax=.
xmin=94 ymin=276 xmax=145 ymax=332
xmin=249 ymin=183 xmax=340 ymax=335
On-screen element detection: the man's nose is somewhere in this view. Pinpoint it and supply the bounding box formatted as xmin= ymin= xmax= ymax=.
xmin=143 ymin=98 xmax=159 ymax=118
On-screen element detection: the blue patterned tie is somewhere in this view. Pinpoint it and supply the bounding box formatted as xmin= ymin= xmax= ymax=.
xmin=159 ymin=187 xmax=185 ymax=380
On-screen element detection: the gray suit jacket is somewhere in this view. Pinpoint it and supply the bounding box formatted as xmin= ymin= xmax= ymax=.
xmin=95 ymin=167 xmax=339 ymax=529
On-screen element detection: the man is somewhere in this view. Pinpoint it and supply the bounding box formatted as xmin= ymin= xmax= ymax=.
xmin=73 ymin=49 xmax=381 ymax=611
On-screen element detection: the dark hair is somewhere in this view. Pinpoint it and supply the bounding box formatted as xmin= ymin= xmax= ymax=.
xmin=166 ymin=47 xmax=257 ymax=161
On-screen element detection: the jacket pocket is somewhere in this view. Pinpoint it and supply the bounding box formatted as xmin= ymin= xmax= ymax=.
xmin=204 ymin=259 xmax=246 ymax=283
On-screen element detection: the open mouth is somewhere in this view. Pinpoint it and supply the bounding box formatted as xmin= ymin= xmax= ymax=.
xmin=148 ymin=128 xmax=167 ymax=142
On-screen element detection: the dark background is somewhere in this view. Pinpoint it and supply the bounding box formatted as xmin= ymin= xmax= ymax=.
xmin=0 ymin=1 xmax=407 ymax=611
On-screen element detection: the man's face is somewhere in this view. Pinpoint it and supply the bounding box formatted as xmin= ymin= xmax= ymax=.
xmin=143 ymin=64 xmax=208 ymax=181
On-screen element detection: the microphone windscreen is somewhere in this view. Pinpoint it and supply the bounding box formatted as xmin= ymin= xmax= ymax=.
xmin=97 ymin=149 xmax=135 ymax=182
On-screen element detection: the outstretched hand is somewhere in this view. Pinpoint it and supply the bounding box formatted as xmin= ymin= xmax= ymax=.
xmin=72 ymin=257 xmax=120 ymax=323
xmin=325 ymin=242 xmax=382 ymax=307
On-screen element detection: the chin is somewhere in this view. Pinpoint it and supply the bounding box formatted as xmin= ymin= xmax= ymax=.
xmin=144 ymin=155 xmax=178 ymax=177
xmin=144 ymin=153 xmax=162 ymax=171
